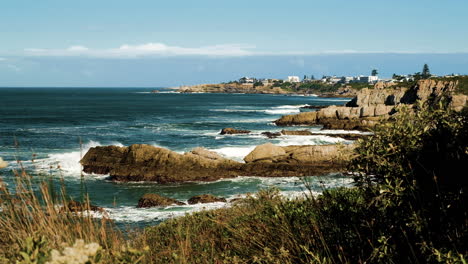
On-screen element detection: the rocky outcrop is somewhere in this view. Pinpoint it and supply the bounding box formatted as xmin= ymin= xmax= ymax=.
xmin=81 ymin=143 xmax=355 ymax=182
xmin=0 ymin=158 xmax=8 ymax=169
xmin=137 ymin=194 xmax=185 ymax=208
xmin=179 ymin=83 xmax=288 ymax=94
xmin=187 ymin=194 xmax=227 ymax=204
xmin=275 ymin=79 xmax=467 ymax=130
xmin=81 ymin=144 xmax=243 ymax=183
xmin=220 ymin=128 xmax=251 ymax=135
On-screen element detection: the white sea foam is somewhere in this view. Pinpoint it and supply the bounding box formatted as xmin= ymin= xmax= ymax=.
xmin=34 ymin=140 xmax=124 ymax=177
xmin=264 ymin=109 xmax=300 ymax=114
xmin=157 ymin=91 xmax=179 ymax=94
xmin=101 ymin=201 xmax=229 ymax=222
xmin=209 ymin=146 xmax=256 ymax=161
xmin=211 ymin=104 xmax=309 ymax=115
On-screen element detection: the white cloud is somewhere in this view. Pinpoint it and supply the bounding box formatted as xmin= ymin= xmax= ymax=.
xmin=0 ymin=57 xmax=6 ymax=61
xmin=24 ymin=43 xmax=255 ymax=58
xmin=68 ymin=45 xmax=89 ymax=51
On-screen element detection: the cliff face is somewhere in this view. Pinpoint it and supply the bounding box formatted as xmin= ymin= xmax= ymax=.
xmin=275 ymin=79 xmax=467 ymax=129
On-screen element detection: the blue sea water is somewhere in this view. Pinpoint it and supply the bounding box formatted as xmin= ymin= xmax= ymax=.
xmin=0 ymin=88 xmax=356 ymax=225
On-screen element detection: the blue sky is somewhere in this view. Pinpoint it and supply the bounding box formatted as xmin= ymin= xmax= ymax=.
xmin=1 ymin=0 xmax=468 ymax=86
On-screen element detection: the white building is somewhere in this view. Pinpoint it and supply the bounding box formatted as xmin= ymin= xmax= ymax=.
xmin=239 ymin=77 xmax=255 ymax=84
xmin=357 ymin=75 xmax=379 ymax=84
xmin=286 ymin=76 xmax=300 ymax=83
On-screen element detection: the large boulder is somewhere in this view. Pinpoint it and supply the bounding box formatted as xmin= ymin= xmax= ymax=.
xmin=220 ymin=128 xmax=251 ymax=135
xmin=81 ymin=144 xmax=243 ymax=183
xmin=137 ymin=194 xmax=185 ymax=208
xmin=244 ymin=143 xmax=286 ymax=163
xmin=187 ymin=194 xmax=227 ymax=204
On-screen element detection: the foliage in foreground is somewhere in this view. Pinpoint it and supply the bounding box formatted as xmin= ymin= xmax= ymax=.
xmin=143 ymin=102 xmax=468 ymax=263
xmin=0 ymin=102 xmax=467 ymax=263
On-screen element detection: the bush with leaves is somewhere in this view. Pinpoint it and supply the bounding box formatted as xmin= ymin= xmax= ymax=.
xmin=350 ymin=101 xmax=468 ymax=262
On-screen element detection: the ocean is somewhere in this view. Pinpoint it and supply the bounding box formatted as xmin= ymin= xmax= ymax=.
xmin=0 ymin=87 xmax=358 ymax=226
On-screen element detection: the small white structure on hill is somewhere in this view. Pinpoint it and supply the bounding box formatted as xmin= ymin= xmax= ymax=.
xmin=286 ymin=76 xmax=300 ymax=83
xmin=239 ymin=77 xmax=255 ymax=84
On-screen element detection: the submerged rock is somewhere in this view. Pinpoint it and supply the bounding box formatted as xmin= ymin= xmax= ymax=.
xmin=137 ymin=194 xmax=185 ymax=208
xmin=220 ymin=128 xmax=251 ymax=135
xmin=187 ymin=194 xmax=227 ymax=204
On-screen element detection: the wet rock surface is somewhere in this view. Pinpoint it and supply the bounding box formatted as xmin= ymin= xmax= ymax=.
xmin=137 ymin=194 xmax=185 ymax=208
xmin=187 ymin=194 xmax=227 ymax=204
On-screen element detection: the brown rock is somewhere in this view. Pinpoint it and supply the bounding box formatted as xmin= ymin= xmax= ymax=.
xmin=280 ymin=129 xmax=313 ymax=135
xmin=82 ymin=143 xmax=356 ymax=182
xmin=81 ymin=144 xmax=243 ymax=183
xmin=187 ymin=194 xmax=227 ymax=204
xmin=188 ymin=147 xmax=228 ymax=161
xmin=220 ymin=128 xmax=251 ymax=135
xmin=261 ymin=132 xmax=282 ymax=138
xmin=0 ymin=157 xmax=8 ymax=169
xmin=450 ymin=94 xmax=468 ymax=111
xmin=244 ymin=143 xmax=287 ymax=163
xmin=274 ymin=111 xmax=317 ymax=126
xmin=137 ymin=194 xmax=185 ymax=208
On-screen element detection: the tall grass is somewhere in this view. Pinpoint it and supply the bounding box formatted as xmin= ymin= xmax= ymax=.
xmin=0 ymin=162 xmax=148 ymax=263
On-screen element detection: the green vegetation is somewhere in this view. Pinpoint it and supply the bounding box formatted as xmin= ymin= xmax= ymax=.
xmin=422 ymin=63 xmax=431 ymax=79
xmin=142 ymin=102 xmax=467 ymax=263
xmin=0 ymin=100 xmax=467 ymax=263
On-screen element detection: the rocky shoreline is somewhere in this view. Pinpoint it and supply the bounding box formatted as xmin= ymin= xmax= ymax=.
xmin=174 ymin=83 xmax=357 ymax=97
xmin=274 ymin=79 xmax=467 ymax=130
xmin=81 ymin=143 xmax=354 ymax=183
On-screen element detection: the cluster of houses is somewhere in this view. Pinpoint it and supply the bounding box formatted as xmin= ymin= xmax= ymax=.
xmin=237 ymin=75 xmax=383 ymax=85
xmin=237 ymin=73 xmax=461 ymax=86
